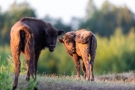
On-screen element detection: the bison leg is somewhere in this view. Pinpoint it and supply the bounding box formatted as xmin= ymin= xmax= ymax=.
xmin=82 ymin=62 xmax=86 ymax=79
xmin=25 ymin=52 xmax=39 ymax=81
xmin=89 ymin=54 xmax=96 ymax=81
xmin=25 ymin=55 xmax=35 ymax=81
xmin=24 ymin=34 xmax=35 ymax=81
xmin=25 ymin=54 xmax=38 ymax=82
xmin=25 ymin=55 xmax=34 ymax=81
xmin=12 ymin=52 xmax=21 ymax=90
xmin=34 ymin=51 xmax=40 ymax=81
xmin=25 ymin=60 xmax=30 ymax=81
xmin=78 ymin=44 xmax=90 ymax=80
xmin=72 ymin=54 xmax=80 ymax=79
xmin=24 ymin=45 xmax=35 ymax=81
xmin=81 ymin=50 xmax=90 ymax=80
xmin=82 ymin=57 xmax=90 ymax=81
xmin=89 ymin=61 xmax=94 ymax=81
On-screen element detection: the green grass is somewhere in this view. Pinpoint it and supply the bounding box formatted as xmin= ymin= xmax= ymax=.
xmin=0 ymin=57 xmax=12 ymax=90
xmin=95 ymin=28 xmax=135 ymax=74
xmin=0 ymin=56 xmax=37 ymax=90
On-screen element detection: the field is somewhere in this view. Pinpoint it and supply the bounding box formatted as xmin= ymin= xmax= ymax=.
xmin=1 ymin=59 xmax=135 ymax=90
xmin=0 ymin=29 xmax=135 ymax=90
xmin=3 ymin=73 xmax=135 ymax=90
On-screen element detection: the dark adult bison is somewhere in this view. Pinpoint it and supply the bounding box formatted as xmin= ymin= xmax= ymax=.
xmin=10 ymin=17 xmax=64 ymax=90
xmin=58 ymin=29 xmax=97 ymax=81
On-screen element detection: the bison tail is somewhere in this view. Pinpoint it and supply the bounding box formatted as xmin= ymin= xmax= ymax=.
xmin=89 ymin=34 xmax=97 ymax=64
xmin=24 ymin=31 xmax=35 ymax=79
xmin=21 ymin=25 xmax=34 ymax=59
xmin=19 ymin=25 xmax=35 ymax=78
xmin=90 ymin=34 xmax=97 ymax=54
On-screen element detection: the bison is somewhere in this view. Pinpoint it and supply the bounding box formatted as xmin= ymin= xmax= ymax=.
xmin=10 ymin=17 xmax=64 ymax=90
xmin=58 ymin=29 xmax=97 ymax=81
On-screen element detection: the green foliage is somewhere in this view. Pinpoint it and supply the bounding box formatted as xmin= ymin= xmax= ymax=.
xmin=26 ymin=77 xmax=38 ymax=90
xmin=43 ymin=15 xmax=72 ymax=32
xmin=0 ymin=57 xmax=12 ymax=90
xmin=0 ymin=45 xmax=11 ymax=61
xmin=37 ymin=43 xmax=75 ymax=75
xmin=80 ymin=0 xmax=135 ymax=37
xmin=0 ymin=56 xmax=39 ymax=90
xmin=95 ymin=28 xmax=135 ymax=74
xmin=0 ymin=28 xmax=134 ymax=75
xmin=0 ymin=1 xmax=36 ymax=45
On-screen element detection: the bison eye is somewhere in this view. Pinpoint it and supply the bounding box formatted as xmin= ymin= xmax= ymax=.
xmin=39 ymin=30 xmax=44 ymax=34
xmin=66 ymin=42 xmax=69 ymax=45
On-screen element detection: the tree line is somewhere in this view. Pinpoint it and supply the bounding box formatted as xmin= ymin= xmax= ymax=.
xmin=0 ymin=0 xmax=135 ymax=44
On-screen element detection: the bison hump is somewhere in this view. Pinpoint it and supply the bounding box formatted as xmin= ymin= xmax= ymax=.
xmin=75 ymin=31 xmax=92 ymax=44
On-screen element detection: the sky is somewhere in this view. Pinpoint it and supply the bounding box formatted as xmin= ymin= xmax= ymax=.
xmin=0 ymin=0 xmax=135 ymax=23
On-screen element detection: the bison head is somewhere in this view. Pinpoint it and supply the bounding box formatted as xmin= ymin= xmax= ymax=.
xmin=58 ymin=31 xmax=76 ymax=54
xmin=43 ymin=27 xmax=64 ymax=52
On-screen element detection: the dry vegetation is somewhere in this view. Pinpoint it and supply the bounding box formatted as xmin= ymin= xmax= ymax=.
xmin=14 ymin=72 xmax=135 ymax=90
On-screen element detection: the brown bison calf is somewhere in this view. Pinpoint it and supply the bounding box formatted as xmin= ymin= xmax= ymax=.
xmin=10 ymin=17 xmax=64 ymax=90
xmin=58 ymin=29 xmax=97 ymax=81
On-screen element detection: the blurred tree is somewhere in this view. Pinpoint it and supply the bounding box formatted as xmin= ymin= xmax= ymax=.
xmin=85 ymin=0 xmax=97 ymax=19
xmin=53 ymin=19 xmax=72 ymax=32
xmin=43 ymin=15 xmax=72 ymax=32
xmin=70 ymin=17 xmax=81 ymax=30
xmin=80 ymin=0 xmax=135 ymax=37
xmin=0 ymin=1 xmax=36 ymax=44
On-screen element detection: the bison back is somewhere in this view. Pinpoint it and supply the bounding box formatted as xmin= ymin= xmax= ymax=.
xmin=75 ymin=30 xmax=92 ymax=44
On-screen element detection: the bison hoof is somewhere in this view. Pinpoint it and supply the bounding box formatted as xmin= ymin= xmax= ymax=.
xmin=26 ymin=77 xmax=30 ymax=81
xmin=83 ymin=75 xmax=86 ymax=79
xmin=76 ymin=77 xmax=80 ymax=80
xmin=12 ymin=85 xmax=17 ymax=90
xmin=90 ymin=78 xmax=94 ymax=81
xmin=86 ymin=78 xmax=90 ymax=81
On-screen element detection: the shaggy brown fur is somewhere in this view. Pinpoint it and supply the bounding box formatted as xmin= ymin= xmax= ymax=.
xmin=58 ymin=29 xmax=97 ymax=81
xmin=10 ymin=17 xmax=64 ymax=90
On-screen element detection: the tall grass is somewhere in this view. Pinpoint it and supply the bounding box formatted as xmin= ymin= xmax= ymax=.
xmin=0 ymin=56 xmax=12 ymax=90
xmin=0 ymin=56 xmax=38 ymax=90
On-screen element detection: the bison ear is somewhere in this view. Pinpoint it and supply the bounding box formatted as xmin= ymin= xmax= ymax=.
xmin=58 ymin=38 xmax=64 ymax=43
xmin=58 ymin=30 xmax=64 ymax=36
